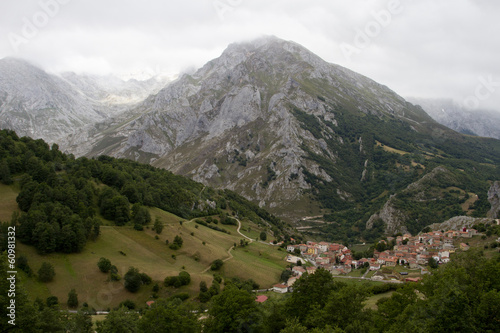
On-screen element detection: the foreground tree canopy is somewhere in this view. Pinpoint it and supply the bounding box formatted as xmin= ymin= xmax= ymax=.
xmin=0 ymin=249 xmax=498 ymax=332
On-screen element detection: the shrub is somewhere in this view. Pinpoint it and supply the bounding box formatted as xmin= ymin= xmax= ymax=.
xmin=97 ymin=257 xmax=112 ymax=273
xmin=38 ymin=262 xmax=55 ymax=282
xmin=119 ymin=299 xmax=136 ymax=310
xmin=124 ymin=267 xmax=142 ymax=293
xmin=17 ymin=255 xmax=33 ymax=276
xmin=210 ymin=259 xmax=224 ymax=271
xmin=169 ymin=293 xmax=189 ymax=302
xmin=46 ymin=296 xmax=59 ymax=308
xmin=140 ymin=272 xmax=152 ymax=285
xmin=164 ymin=271 xmax=191 ymax=288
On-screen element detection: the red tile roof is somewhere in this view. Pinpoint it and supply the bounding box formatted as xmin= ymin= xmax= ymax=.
xmin=256 ymin=295 xmax=268 ymax=303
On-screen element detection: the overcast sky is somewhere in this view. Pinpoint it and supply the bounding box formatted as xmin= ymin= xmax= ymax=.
xmin=0 ymin=0 xmax=499 ymax=110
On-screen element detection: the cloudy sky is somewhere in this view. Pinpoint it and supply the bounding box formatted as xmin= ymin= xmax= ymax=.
xmin=0 ymin=0 xmax=499 ymax=110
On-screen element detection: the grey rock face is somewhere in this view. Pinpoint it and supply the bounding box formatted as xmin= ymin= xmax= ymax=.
xmin=43 ymin=36 xmax=443 ymax=222
xmin=366 ymin=195 xmax=409 ymax=235
xmin=0 ymin=58 xmax=104 ymax=143
xmin=70 ymin=37 xmax=429 ymax=220
xmin=428 ymin=216 xmax=495 ymax=231
xmin=487 ymin=181 xmax=500 ymax=218
xmin=0 ymin=57 xmax=170 ymax=145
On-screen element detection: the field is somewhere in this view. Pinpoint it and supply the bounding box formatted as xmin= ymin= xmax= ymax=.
xmin=15 ymin=205 xmax=289 ymax=310
xmin=0 ymin=183 xmax=20 ymax=221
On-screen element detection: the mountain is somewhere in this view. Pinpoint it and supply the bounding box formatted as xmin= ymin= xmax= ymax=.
xmin=407 ymin=97 xmax=500 ymax=139
xmin=63 ymin=36 xmax=499 ymax=242
xmin=0 ymin=58 xmax=105 ymax=143
xmin=0 ymin=57 xmax=171 ymax=144
xmin=60 ymin=71 xmax=170 ymax=109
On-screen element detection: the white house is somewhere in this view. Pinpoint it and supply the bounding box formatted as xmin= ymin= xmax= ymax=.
xmin=272 ymin=284 xmax=288 ymax=293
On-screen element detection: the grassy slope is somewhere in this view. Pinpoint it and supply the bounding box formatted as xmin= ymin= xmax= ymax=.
xmin=0 ymin=183 xmax=20 ymax=221
xmin=10 ymin=195 xmax=288 ymax=309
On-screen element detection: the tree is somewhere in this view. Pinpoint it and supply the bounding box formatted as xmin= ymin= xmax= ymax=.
xmin=205 ymin=285 xmax=262 ymax=333
xmin=285 ymin=268 xmax=343 ymax=322
xmin=98 ymin=257 xmax=112 ymax=273
xmin=138 ymin=298 xmax=200 ymax=333
xmin=209 ymin=281 xmax=221 ymax=298
xmin=260 ymin=231 xmax=267 ymax=241
xmin=67 ymin=289 xmax=79 ymax=308
xmin=119 ymin=300 xmax=136 ymax=310
xmin=169 ymin=235 xmax=184 ymax=250
xmin=280 ymin=269 xmax=292 ymax=283
xmin=17 ymin=255 xmax=33 ymax=276
xmin=96 ymin=306 xmax=139 ymax=333
xmin=178 ymin=271 xmax=191 ymax=286
xmin=428 ymin=257 xmax=438 ymax=269
xmin=38 ymin=262 xmax=55 ymax=282
xmin=210 ymin=259 xmax=224 ymax=271
xmin=66 ymin=310 xmax=93 ymax=333
xmin=164 ymin=271 xmax=191 ymax=288
xmin=124 ymin=267 xmax=142 ymax=293
xmin=200 ymin=281 xmax=208 ymax=293
xmin=0 ymin=160 xmax=13 ymax=184
xmin=153 ymin=217 xmax=164 ymax=234
xmin=132 ymin=204 xmax=151 ymax=226
xmin=280 ymin=318 xmax=309 ymax=333
xmin=140 ymin=272 xmax=152 ymax=285
xmin=46 ymin=296 xmax=59 ymax=308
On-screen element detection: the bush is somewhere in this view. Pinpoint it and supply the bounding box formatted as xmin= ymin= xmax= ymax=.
xmin=140 ymin=272 xmax=152 ymax=285
xmin=164 ymin=271 xmax=191 ymax=288
xmin=97 ymin=257 xmax=112 ymax=273
xmin=124 ymin=267 xmax=142 ymax=293
xmin=46 ymin=296 xmax=59 ymax=308
xmin=119 ymin=299 xmax=136 ymax=310
xmin=178 ymin=271 xmax=191 ymax=285
xmin=199 ymin=291 xmax=212 ymax=303
xmin=17 ymin=255 xmax=33 ymax=276
xmin=169 ymin=235 xmax=183 ymax=250
xmin=169 ymin=293 xmax=189 ymax=302
xmin=210 ymin=259 xmax=224 ymax=271
xmin=38 ymin=262 xmax=55 ymax=282
xmin=153 ymin=217 xmax=164 ymax=234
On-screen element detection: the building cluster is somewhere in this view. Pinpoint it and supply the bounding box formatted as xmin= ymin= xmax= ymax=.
xmin=284 ymin=228 xmax=477 ymax=278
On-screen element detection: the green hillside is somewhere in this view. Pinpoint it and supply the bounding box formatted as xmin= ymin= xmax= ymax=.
xmin=0 ymin=129 xmax=291 ymax=309
xmin=12 ymin=208 xmax=288 ymax=310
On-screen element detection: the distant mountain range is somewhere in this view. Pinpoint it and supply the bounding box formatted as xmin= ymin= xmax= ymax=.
xmin=0 ymin=57 xmax=170 ymax=143
xmin=407 ymin=97 xmax=500 ymax=140
xmin=1 ymin=37 xmax=499 ymax=242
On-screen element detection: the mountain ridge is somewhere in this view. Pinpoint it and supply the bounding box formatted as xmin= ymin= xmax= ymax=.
xmin=1 ymin=37 xmax=499 ymax=242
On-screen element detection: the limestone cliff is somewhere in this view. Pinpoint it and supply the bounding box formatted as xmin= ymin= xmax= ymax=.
xmin=487 ymin=181 xmax=500 ymax=218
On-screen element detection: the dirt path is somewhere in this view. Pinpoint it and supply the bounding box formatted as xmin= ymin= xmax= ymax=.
xmin=235 ymin=218 xmax=254 ymax=242
xmin=201 ymin=245 xmax=235 ymax=273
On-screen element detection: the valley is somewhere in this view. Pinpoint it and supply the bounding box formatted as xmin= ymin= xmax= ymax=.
xmin=0 ymin=36 xmax=499 ymax=332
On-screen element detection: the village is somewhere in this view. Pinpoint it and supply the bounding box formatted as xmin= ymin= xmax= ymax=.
xmin=271 ymin=227 xmax=482 ymax=293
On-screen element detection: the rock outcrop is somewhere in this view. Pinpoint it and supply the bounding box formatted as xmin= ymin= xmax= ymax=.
xmin=487 ymin=181 xmax=500 ymax=218
xmin=427 ymin=216 xmax=495 ymax=231
xmin=366 ymin=195 xmax=409 ymax=235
